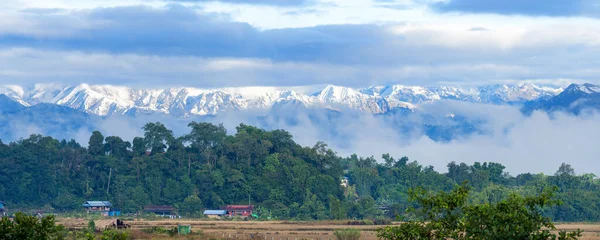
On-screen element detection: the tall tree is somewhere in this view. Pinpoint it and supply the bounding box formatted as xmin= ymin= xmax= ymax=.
xmin=143 ymin=122 xmax=174 ymax=154
xmin=88 ymin=131 xmax=105 ymax=156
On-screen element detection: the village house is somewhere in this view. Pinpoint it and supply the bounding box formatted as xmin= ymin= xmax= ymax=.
xmin=203 ymin=210 xmax=227 ymax=219
xmin=225 ymin=205 xmax=254 ymax=217
xmin=82 ymin=201 xmax=112 ymax=213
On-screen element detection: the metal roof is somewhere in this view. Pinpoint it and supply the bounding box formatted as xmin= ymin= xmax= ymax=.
xmin=203 ymin=210 xmax=227 ymax=215
xmin=83 ymin=201 xmax=112 ymax=207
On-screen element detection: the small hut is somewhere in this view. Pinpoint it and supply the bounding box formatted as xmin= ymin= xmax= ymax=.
xmin=203 ymin=210 xmax=227 ymax=219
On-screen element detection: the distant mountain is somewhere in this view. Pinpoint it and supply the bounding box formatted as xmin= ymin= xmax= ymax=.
xmin=522 ymin=83 xmax=600 ymax=115
xmin=0 ymin=83 xmax=563 ymax=117
xmin=0 ymin=94 xmax=25 ymax=114
xmin=0 ymin=102 xmax=95 ymax=141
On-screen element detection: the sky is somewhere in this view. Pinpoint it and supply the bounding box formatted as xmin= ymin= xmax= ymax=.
xmin=2 ymin=0 xmax=600 ymax=175
xmin=1 ymin=0 xmax=600 ymax=88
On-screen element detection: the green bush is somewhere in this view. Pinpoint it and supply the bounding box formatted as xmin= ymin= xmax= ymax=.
xmin=88 ymin=220 xmax=96 ymax=232
xmin=101 ymin=229 xmax=130 ymax=240
xmin=334 ymin=228 xmax=361 ymax=240
xmin=0 ymin=212 xmax=66 ymax=240
xmin=376 ymin=181 xmax=584 ymax=240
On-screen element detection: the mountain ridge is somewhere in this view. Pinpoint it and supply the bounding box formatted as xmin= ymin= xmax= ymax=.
xmin=0 ymin=83 xmax=565 ymax=117
xmin=522 ymin=83 xmax=600 ymax=115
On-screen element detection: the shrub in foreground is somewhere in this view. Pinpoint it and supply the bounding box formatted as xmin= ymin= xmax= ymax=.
xmin=377 ymin=181 xmax=583 ymax=240
xmin=334 ymin=228 xmax=361 ymax=240
xmin=0 ymin=212 xmax=66 ymax=240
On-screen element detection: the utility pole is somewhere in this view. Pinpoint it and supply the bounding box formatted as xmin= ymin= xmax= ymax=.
xmin=107 ymin=168 xmax=112 ymax=195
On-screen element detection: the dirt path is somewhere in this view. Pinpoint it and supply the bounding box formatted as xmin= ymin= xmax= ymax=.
xmin=57 ymin=218 xmax=600 ymax=240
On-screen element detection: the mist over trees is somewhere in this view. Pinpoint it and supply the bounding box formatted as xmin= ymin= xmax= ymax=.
xmin=0 ymin=121 xmax=598 ymax=222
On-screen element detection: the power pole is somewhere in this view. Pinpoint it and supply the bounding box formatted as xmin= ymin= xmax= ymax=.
xmin=107 ymin=168 xmax=112 ymax=195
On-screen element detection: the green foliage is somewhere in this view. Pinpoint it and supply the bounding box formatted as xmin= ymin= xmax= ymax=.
xmin=180 ymin=195 xmax=203 ymax=217
xmin=333 ymin=228 xmax=361 ymax=240
xmin=377 ymin=182 xmax=584 ymax=240
xmin=0 ymin=122 xmax=599 ymax=223
xmin=100 ymin=229 xmax=130 ymax=240
xmin=88 ymin=131 xmax=104 ymax=156
xmin=0 ymin=212 xmax=66 ymax=240
xmin=87 ymin=220 xmax=95 ymax=233
xmin=142 ymin=226 xmax=177 ymax=236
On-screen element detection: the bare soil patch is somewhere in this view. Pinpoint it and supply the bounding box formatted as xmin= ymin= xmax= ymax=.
xmin=57 ymin=218 xmax=600 ymax=240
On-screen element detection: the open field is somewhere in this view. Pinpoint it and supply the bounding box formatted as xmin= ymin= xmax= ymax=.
xmin=57 ymin=218 xmax=600 ymax=240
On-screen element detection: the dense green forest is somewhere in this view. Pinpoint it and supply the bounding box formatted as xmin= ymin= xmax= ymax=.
xmin=0 ymin=122 xmax=598 ymax=222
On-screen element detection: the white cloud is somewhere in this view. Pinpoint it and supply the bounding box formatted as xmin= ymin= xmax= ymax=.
xmin=1 ymin=48 xmax=595 ymax=88
xmin=271 ymin=102 xmax=600 ymax=176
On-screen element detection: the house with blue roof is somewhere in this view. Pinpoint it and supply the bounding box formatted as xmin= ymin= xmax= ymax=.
xmin=203 ymin=210 xmax=227 ymax=219
xmin=82 ymin=201 xmax=112 ymax=213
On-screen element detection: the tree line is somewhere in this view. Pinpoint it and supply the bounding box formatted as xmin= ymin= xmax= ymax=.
xmin=0 ymin=121 xmax=598 ymax=222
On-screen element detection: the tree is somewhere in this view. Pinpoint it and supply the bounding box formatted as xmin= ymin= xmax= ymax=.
xmin=104 ymin=136 xmax=131 ymax=158
xmin=0 ymin=212 xmax=66 ymax=240
xmin=556 ymin=163 xmax=575 ymax=177
xmin=329 ymin=195 xmax=346 ymax=220
xmin=88 ymin=131 xmax=105 ymax=156
xmin=377 ymin=182 xmax=583 ymax=240
xmin=2 ymin=120 xmax=600 ymax=224
xmin=186 ymin=122 xmax=226 ymax=151
xmin=143 ymin=122 xmax=174 ymax=154
xmin=382 ymin=154 xmax=395 ymax=168
xmin=180 ymin=195 xmax=203 ymax=217
xmin=132 ymin=137 xmax=146 ymax=156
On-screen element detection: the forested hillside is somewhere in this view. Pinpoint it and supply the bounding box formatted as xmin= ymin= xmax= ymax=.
xmin=0 ymin=122 xmax=598 ymax=222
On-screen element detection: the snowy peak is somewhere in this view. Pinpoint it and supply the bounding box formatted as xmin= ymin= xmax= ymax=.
xmin=0 ymin=85 xmax=29 ymax=106
xmin=563 ymin=83 xmax=600 ymax=95
xmin=0 ymin=82 xmax=567 ymax=117
xmin=521 ymin=83 xmax=600 ymax=115
xmin=315 ymin=85 xmax=362 ymax=102
xmin=314 ymin=85 xmax=393 ymax=113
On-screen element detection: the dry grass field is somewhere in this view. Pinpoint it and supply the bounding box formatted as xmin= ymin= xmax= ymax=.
xmin=57 ymin=218 xmax=600 ymax=240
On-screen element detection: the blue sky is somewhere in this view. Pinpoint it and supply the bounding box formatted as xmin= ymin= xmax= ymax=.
xmin=1 ymin=0 xmax=600 ymax=88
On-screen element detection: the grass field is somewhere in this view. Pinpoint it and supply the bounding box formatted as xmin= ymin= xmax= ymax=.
xmin=57 ymin=218 xmax=600 ymax=240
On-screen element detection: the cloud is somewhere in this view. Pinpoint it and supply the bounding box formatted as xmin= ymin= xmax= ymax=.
xmin=431 ymin=0 xmax=600 ymax=18
xmin=2 ymin=48 xmax=598 ymax=88
xmin=132 ymin=104 xmax=600 ymax=177
xmin=4 ymin=100 xmax=599 ymax=176
xmin=0 ymin=5 xmax=396 ymax=64
xmin=0 ymin=91 xmax=598 ymax=176
xmin=2 ymin=5 xmax=600 ymax=87
xmin=167 ymin=0 xmax=310 ymax=6
xmin=264 ymin=102 xmax=600 ymax=176
xmin=468 ymin=27 xmax=489 ymax=31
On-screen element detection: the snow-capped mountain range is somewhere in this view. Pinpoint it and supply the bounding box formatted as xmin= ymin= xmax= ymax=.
xmin=522 ymin=83 xmax=600 ymax=115
xmin=0 ymin=83 xmax=564 ymax=117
